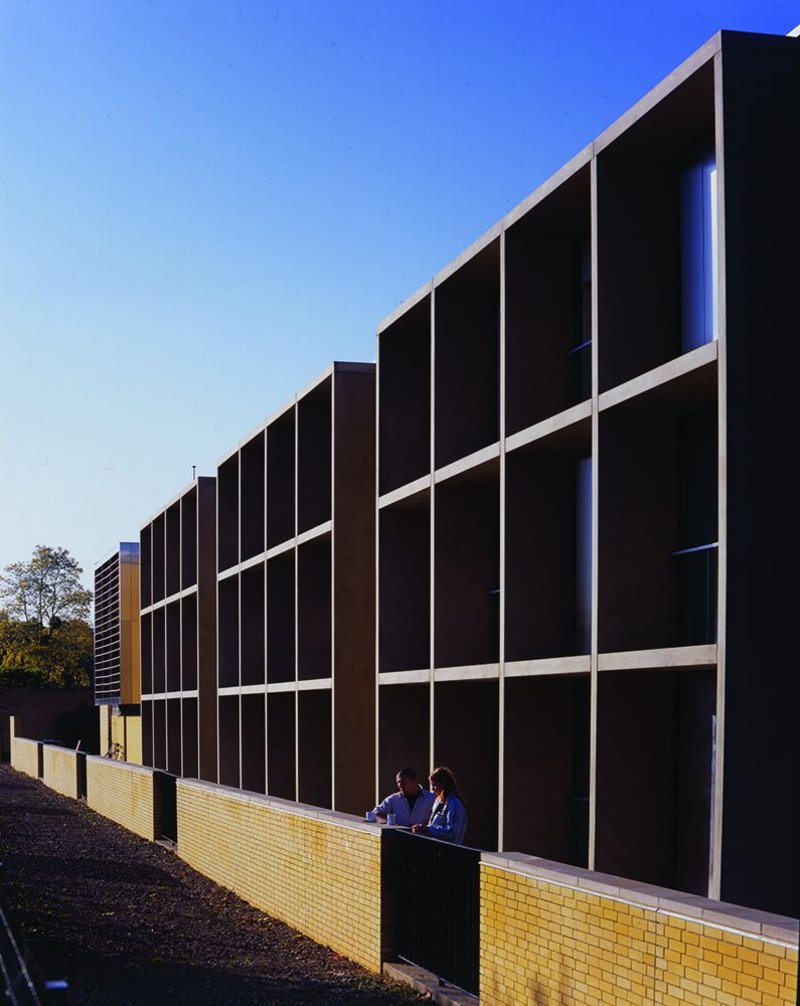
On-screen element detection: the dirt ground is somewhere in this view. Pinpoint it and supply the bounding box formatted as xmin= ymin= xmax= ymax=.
xmin=0 ymin=764 xmax=427 ymax=1005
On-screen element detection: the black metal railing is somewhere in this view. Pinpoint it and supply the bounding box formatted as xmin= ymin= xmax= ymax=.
xmin=388 ymin=829 xmax=480 ymax=996
xmin=155 ymin=772 xmax=177 ymax=843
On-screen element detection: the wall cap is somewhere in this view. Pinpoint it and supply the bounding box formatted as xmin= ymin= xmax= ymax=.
xmin=177 ymin=777 xmax=385 ymax=837
xmin=84 ymin=754 xmax=155 ymax=779
xmin=480 ymin=853 xmax=799 ymax=946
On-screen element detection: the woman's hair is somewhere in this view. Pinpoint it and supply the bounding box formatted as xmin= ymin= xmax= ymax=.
xmin=429 ymin=766 xmax=459 ymax=799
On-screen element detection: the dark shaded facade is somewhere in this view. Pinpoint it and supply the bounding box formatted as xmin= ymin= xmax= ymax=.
xmin=136 ymin=29 xmax=799 ymax=920
xmin=376 ymin=30 xmax=799 ymax=917
xmin=140 ymin=477 xmax=217 ymax=782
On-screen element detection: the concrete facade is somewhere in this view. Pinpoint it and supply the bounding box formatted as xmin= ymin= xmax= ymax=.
xmin=140 ymin=476 xmax=217 ymax=783
xmin=212 ymin=362 xmax=376 ymax=816
xmin=375 ymin=29 xmax=800 ymax=919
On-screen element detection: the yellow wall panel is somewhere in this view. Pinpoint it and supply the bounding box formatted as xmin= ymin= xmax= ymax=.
xmin=480 ymin=863 xmax=798 ymax=1006
xmin=42 ymin=745 xmax=81 ymax=799
xmin=176 ymin=780 xmax=384 ymax=971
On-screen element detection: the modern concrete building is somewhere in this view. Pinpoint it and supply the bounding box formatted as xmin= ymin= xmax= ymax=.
xmin=140 ymin=477 xmax=217 ymax=782
xmin=214 ymin=361 xmax=375 ymax=816
xmin=135 ymin=27 xmax=799 ymax=922
xmin=94 ymin=542 xmax=142 ymax=761
xmin=376 ymin=28 xmax=799 ymax=918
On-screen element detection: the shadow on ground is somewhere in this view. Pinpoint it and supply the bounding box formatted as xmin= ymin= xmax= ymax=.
xmin=0 ymin=764 xmax=425 ymax=1006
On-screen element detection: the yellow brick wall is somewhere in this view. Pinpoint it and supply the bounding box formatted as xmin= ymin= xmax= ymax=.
xmin=656 ymin=915 xmax=797 ymax=1006
xmin=124 ymin=716 xmax=142 ymax=765
xmin=42 ymin=744 xmax=80 ymax=799
xmin=110 ymin=712 xmax=143 ymax=765
xmin=85 ymin=756 xmax=156 ymax=841
xmin=11 ymin=735 xmax=40 ymax=779
xmin=99 ymin=706 xmax=112 ymax=754
xmin=480 ymin=862 xmax=799 ymax=1006
xmin=177 ymin=780 xmax=384 ymax=971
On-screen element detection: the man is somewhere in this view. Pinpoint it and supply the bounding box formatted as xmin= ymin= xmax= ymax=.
xmin=372 ymin=767 xmax=435 ymax=827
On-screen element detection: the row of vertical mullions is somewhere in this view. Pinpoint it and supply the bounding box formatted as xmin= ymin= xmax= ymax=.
xmin=141 ymin=484 xmax=202 ymax=778
xmin=94 ymin=551 xmax=122 ymax=700
xmin=375 ymin=57 xmax=725 ymax=857
xmin=219 ymin=372 xmax=336 ymax=806
xmin=411 ymin=224 xmax=593 ymax=855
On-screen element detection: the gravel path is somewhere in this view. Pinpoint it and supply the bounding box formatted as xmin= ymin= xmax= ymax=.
xmin=0 ymin=764 xmax=427 ymax=1005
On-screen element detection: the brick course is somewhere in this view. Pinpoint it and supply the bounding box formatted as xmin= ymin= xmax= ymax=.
xmin=176 ymin=779 xmax=384 ymax=971
xmin=85 ymin=756 xmax=157 ymax=841
xmin=11 ymin=735 xmax=40 ymax=779
xmin=11 ymin=720 xmax=798 ymax=1005
xmin=480 ymin=858 xmax=799 ymax=1006
xmin=42 ymin=744 xmax=81 ymax=799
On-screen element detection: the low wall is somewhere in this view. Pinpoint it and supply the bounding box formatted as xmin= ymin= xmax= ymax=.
xmin=177 ymin=778 xmax=385 ymax=971
xmin=85 ymin=756 xmax=157 ymax=841
xmin=42 ymin=744 xmax=81 ymax=799
xmin=10 ymin=723 xmax=40 ymax=779
xmin=480 ymin=853 xmax=799 ymax=1006
xmin=9 ymin=721 xmax=798 ymax=1004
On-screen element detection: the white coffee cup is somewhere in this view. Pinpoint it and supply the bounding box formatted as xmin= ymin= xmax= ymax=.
xmin=365 ymin=810 xmax=376 ymax=822
xmin=386 ymin=813 xmax=397 ymax=826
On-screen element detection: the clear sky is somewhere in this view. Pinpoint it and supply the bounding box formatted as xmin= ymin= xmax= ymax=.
xmin=1 ymin=0 xmax=797 ymax=595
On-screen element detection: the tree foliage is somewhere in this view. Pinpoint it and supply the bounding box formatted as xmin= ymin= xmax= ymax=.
xmin=0 ymin=545 xmax=92 ymax=624
xmin=0 ymin=546 xmax=94 ymax=688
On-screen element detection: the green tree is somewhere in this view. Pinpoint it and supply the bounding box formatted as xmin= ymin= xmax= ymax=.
xmin=0 ymin=547 xmax=94 ymax=688
xmin=0 ymin=545 xmax=92 ymax=624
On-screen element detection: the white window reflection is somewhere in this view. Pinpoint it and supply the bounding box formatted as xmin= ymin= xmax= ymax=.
xmin=680 ymin=149 xmax=718 ymax=352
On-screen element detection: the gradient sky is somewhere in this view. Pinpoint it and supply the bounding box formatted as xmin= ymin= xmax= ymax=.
xmin=1 ymin=0 xmax=797 ymax=595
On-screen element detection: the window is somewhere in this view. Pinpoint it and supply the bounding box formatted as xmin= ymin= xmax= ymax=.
xmin=680 ymin=148 xmax=718 ymax=352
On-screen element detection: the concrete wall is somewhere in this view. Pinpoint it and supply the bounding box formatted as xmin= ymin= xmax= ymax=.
xmin=85 ymin=756 xmax=157 ymax=841
xmin=42 ymin=744 xmax=81 ymax=799
xmin=1 ymin=688 xmax=95 ymax=759
xmin=177 ymin=778 xmax=385 ymax=971
xmin=480 ymin=853 xmax=798 ymax=1006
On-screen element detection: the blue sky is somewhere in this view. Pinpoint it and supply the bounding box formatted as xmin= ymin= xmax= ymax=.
xmin=1 ymin=0 xmax=797 ymax=594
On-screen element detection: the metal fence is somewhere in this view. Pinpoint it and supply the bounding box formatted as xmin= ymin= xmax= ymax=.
xmin=155 ymin=771 xmax=177 ymax=843
xmin=388 ymin=829 xmax=481 ymax=996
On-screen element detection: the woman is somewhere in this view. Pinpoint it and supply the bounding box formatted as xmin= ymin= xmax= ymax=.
xmin=411 ymin=766 xmax=468 ymax=845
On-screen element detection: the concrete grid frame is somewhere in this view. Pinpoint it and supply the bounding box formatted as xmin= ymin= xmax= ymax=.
xmin=214 ymin=361 xmax=376 ymax=817
xmin=139 ymin=476 xmax=218 ymax=784
xmin=134 ymin=27 xmax=800 ymax=923
xmin=375 ymin=29 xmax=799 ymax=920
